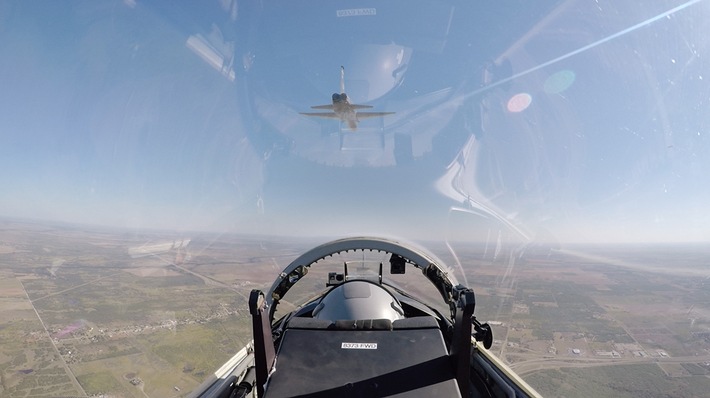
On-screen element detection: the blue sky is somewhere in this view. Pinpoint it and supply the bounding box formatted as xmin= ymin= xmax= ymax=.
xmin=1 ymin=0 xmax=708 ymax=243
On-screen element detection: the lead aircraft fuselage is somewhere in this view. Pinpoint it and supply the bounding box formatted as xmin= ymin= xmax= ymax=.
xmin=300 ymin=67 xmax=394 ymax=130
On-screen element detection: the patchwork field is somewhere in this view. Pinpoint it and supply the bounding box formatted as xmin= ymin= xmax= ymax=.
xmin=1 ymin=219 xmax=710 ymax=397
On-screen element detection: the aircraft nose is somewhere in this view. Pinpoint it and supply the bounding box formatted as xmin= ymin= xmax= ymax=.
xmin=332 ymin=93 xmax=341 ymax=102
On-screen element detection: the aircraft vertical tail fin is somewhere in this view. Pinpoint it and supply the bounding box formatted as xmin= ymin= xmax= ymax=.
xmin=340 ymin=65 xmax=345 ymax=95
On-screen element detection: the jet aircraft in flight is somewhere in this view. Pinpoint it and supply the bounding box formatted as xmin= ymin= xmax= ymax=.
xmin=300 ymin=66 xmax=394 ymax=130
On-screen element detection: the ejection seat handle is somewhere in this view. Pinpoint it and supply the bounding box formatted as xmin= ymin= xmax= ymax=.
xmin=249 ymin=289 xmax=276 ymax=398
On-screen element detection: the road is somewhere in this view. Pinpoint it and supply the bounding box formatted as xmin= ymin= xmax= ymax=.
xmin=509 ymin=353 xmax=710 ymax=375
xmin=19 ymin=279 xmax=88 ymax=397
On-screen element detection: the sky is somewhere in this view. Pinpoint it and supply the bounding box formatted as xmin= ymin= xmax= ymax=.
xmin=1 ymin=0 xmax=709 ymax=244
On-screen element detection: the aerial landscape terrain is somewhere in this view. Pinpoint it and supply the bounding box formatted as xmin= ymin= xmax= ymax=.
xmin=1 ymin=218 xmax=709 ymax=397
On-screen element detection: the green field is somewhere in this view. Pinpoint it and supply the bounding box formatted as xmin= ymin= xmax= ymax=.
xmin=527 ymin=363 xmax=710 ymax=398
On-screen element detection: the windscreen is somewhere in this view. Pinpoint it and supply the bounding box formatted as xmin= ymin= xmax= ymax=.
xmin=1 ymin=1 xmax=709 ymax=397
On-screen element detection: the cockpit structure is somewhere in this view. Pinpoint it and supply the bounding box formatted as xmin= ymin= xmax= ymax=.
xmin=191 ymin=237 xmax=539 ymax=398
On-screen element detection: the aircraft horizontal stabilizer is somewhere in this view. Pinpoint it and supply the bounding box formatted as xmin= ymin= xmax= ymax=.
xmin=356 ymin=111 xmax=395 ymax=119
xmin=310 ymin=105 xmax=335 ymax=110
xmin=299 ymin=112 xmax=341 ymax=119
xmin=349 ymin=104 xmax=374 ymax=110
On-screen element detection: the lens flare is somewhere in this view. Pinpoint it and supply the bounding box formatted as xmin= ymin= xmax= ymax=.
xmin=544 ymin=70 xmax=576 ymax=94
xmin=507 ymin=93 xmax=532 ymax=112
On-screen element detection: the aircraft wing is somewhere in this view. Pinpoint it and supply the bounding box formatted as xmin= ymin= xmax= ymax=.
xmin=356 ymin=111 xmax=395 ymax=119
xmin=299 ymin=112 xmax=341 ymax=119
